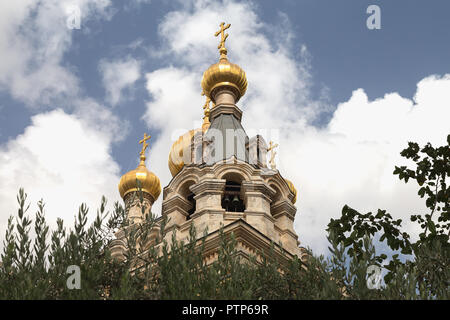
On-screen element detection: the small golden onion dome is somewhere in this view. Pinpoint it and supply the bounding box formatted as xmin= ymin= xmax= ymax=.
xmin=285 ymin=178 xmax=298 ymax=204
xmin=118 ymin=156 xmax=161 ymax=200
xmin=118 ymin=134 xmax=161 ymax=201
xmin=201 ymin=55 xmax=248 ymax=103
xmin=168 ymin=124 xmax=209 ymax=177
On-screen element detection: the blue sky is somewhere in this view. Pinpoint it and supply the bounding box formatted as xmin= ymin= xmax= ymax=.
xmin=0 ymin=0 xmax=449 ymax=255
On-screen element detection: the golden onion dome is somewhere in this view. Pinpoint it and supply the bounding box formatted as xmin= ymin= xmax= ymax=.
xmin=285 ymin=178 xmax=298 ymax=204
xmin=168 ymin=102 xmax=211 ymax=177
xmin=168 ymin=128 xmax=196 ymax=177
xmin=201 ymin=22 xmax=247 ymax=103
xmin=118 ymin=134 xmax=161 ymax=201
xmin=201 ymin=56 xmax=247 ymax=103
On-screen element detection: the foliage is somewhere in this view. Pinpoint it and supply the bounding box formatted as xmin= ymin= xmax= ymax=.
xmin=327 ymin=134 xmax=449 ymax=299
xmin=0 ymin=135 xmax=448 ymax=299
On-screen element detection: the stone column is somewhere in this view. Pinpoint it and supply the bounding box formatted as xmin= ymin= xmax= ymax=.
xmin=241 ymin=181 xmax=278 ymax=240
xmin=162 ymin=195 xmax=194 ymax=228
xmin=271 ymin=200 xmax=298 ymax=254
xmin=189 ymin=179 xmax=226 ymax=235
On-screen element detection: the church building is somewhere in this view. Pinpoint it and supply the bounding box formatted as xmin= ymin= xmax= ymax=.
xmin=111 ymin=23 xmax=304 ymax=266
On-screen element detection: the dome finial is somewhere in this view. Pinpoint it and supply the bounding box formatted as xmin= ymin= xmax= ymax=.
xmin=215 ymin=22 xmax=231 ymax=60
xmin=139 ymin=133 xmax=151 ymax=163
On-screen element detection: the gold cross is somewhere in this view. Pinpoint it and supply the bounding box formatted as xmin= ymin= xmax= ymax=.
xmin=267 ymin=141 xmax=279 ymax=169
xmin=139 ymin=133 xmax=151 ymax=157
xmin=267 ymin=141 xmax=279 ymax=153
xmin=215 ymin=22 xmax=231 ymax=51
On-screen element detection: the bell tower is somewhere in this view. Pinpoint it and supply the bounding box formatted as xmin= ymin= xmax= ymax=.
xmin=112 ymin=23 xmax=304 ymax=265
xmin=162 ymin=22 xmax=303 ymax=264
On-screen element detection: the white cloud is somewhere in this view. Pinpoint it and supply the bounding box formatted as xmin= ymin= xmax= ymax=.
xmin=143 ymin=0 xmax=450 ymax=255
xmin=72 ymin=97 xmax=130 ymax=143
xmin=99 ymin=58 xmax=141 ymax=106
xmin=0 ymin=109 xmax=122 ymax=244
xmin=285 ymin=76 xmax=450 ymax=254
xmin=0 ymin=0 xmax=113 ymax=107
xmin=143 ymin=67 xmax=205 ymax=215
xmin=0 ymin=0 xmax=133 ymax=247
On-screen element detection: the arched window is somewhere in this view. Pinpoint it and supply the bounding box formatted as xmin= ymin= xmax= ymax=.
xmin=186 ymin=192 xmax=196 ymax=218
xmin=179 ymin=181 xmax=196 ymax=219
xmin=270 ymin=184 xmax=282 ymax=204
xmin=221 ymin=181 xmax=245 ymax=212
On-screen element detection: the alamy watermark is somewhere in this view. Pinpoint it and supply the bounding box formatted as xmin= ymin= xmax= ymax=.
xmin=366 ymin=5 xmax=381 ymax=30
xmin=66 ymin=265 xmax=81 ymax=289
xmin=366 ymin=265 xmax=382 ymax=290
xmin=169 ymin=126 xmax=281 ymax=176
xmin=66 ymin=5 xmax=81 ymax=30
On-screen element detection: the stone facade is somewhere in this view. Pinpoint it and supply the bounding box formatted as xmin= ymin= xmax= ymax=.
xmin=163 ymin=159 xmax=301 ymax=260
xmin=112 ymin=59 xmax=304 ymax=266
xmin=112 ymin=158 xmax=303 ymax=265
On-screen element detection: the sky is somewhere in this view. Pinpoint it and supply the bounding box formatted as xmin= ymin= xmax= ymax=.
xmin=0 ymin=0 xmax=449 ymax=255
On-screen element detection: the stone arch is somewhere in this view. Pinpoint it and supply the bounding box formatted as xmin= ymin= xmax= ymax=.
xmin=265 ymin=176 xmax=289 ymax=200
xmin=177 ymin=179 xmax=196 ymax=197
xmin=221 ymin=171 xmax=245 ymax=184
xmin=215 ymin=167 xmax=249 ymax=213
xmin=177 ymin=179 xmax=197 ymax=217
xmin=269 ymin=183 xmax=283 ymax=205
xmin=172 ymin=173 xmax=199 ymax=194
xmin=214 ymin=164 xmax=252 ymax=182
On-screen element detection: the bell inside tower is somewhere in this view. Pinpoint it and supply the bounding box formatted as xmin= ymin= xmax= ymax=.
xmin=221 ymin=181 xmax=245 ymax=212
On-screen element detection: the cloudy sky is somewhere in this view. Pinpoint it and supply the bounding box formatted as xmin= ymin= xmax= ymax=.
xmin=0 ymin=0 xmax=449 ymax=255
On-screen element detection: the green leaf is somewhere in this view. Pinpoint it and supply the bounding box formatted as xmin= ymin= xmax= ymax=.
xmin=428 ymin=219 xmax=436 ymax=234
xmin=343 ymin=238 xmax=353 ymax=247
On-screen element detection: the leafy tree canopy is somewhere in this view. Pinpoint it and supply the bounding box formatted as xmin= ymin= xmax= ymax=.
xmin=1 ymin=135 xmax=448 ymax=299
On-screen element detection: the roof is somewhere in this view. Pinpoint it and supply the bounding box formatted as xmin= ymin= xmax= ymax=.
xmin=203 ymin=112 xmax=249 ymax=164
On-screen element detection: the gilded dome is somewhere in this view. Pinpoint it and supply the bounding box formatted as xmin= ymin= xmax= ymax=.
xmin=201 ymin=56 xmax=247 ymax=103
xmin=168 ymin=125 xmax=209 ymax=177
xmin=285 ymin=178 xmax=298 ymax=204
xmin=118 ymin=133 xmax=161 ymax=201
xmin=168 ymin=128 xmax=196 ymax=177
xmin=118 ymin=157 xmax=161 ymax=201
xmin=119 ymin=160 xmax=161 ymax=201
xmin=201 ymin=22 xmax=247 ymax=103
